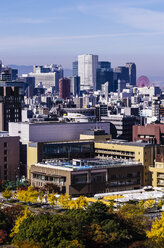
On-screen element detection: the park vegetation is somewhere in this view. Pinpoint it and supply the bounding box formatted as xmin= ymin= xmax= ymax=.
xmin=0 ymin=186 xmax=164 ymax=247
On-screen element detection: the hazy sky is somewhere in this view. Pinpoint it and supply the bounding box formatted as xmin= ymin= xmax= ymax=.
xmin=0 ymin=0 xmax=164 ymax=78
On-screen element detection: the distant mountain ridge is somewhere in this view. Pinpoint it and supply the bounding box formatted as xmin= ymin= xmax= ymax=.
xmin=8 ymin=65 xmax=72 ymax=77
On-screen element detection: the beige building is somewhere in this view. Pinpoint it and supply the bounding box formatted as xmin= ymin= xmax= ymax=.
xmin=31 ymin=158 xmax=143 ymax=196
xmin=94 ymin=141 xmax=156 ymax=186
xmin=150 ymin=154 xmax=164 ymax=188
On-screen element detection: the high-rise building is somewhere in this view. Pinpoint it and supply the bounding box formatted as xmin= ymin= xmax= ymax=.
xmin=0 ymin=60 xmax=2 ymax=74
xmin=70 ymin=76 xmax=80 ymax=96
xmin=0 ymin=83 xmax=23 ymax=131
xmin=59 ymin=78 xmax=70 ymax=99
xmin=126 ymin=63 xmax=136 ymax=86
xmin=78 ymin=54 xmax=98 ymax=91
xmin=72 ymin=61 xmax=78 ymax=76
xmin=115 ymin=66 xmax=129 ymax=82
xmin=96 ymin=61 xmax=113 ymax=92
xmin=31 ymin=64 xmax=63 ymax=91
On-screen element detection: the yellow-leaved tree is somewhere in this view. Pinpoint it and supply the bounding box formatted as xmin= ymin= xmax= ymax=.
xmin=10 ymin=207 xmax=32 ymax=238
xmin=146 ymin=213 xmax=164 ymax=248
xmin=68 ymin=196 xmax=88 ymax=209
xmin=17 ymin=186 xmax=39 ymax=203
xmin=47 ymin=193 xmax=57 ymax=206
xmin=58 ymin=193 xmax=71 ymax=209
xmin=2 ymin=187 xmax=13 ymax=200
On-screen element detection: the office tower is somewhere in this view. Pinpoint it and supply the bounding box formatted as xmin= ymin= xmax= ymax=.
xmin=101 ymin=81 xmax=109 ymax=100
xmin=25 ymin=77 xmax=35 ymax=98
xmin=126 ymin=63 xmax=136 ymax=86
xmin=0 ymin=68 xmax=12 ymax=81
xmin=72 ymin=61 xmax=78 ymax=76
xmin=59 ymin=78 xmax=70 ymax=99
xmin=78 ymin=54 xmax=98 ymax=91
xmin=115 ymin=66 xmax=129 ymax=82
xmin=152 ymin=97 xmax=160 ymax=122
xmin=96 ymin=61 xmax=113 ymax=91
xmin=29 ymin=72 xmax=56 ymax=89
xmin=11 ymin=69 xmax=18 ymax=80
xmin=31 ymin=64 xmax=63 ymax=91
xmin=0 ymin=60 xmax=2 ymax=73
xmin=70 ymin=76 xmax=80 ymax=96
xmin=0 ymin=83 xmax=23 ymax=131
xmin=118 ymin=79 xmax=127 ymax=95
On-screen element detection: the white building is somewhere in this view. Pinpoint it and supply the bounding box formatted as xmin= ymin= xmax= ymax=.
xmin=9 ymin=121 xmax=110 ymax=143
xmin=29 ymin=72 xmax=56 ymax=89
xmin=78 ymin=54 xmax=98 ymax=91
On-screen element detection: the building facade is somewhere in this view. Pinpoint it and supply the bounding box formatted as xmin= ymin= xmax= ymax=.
xmin=59 ymin=78 xmax=70 ymax=100
xmin=78 ymin=54 xmax=98 ymax=91
xmin=30 ymin=158 xmax=143 ymax=196
xmin=0 ymin=134 xmax=20 ymax=181
xmin=94 ymin=141 xmax=155 ymax=186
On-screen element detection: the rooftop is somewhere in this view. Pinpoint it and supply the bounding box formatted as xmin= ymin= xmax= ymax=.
xmin=34 ymin=158 xmax=142 ymax=171
xmin=96 ymin=140 xmax=155 ymax=147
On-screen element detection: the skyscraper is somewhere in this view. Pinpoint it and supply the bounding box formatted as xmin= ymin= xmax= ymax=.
xmin=126 ymin=63 xmax=136 ymax=86
xmin=78 ymin=54 xmax=98 ymax=91
xmin=96 ymin=61 xmax=113 ymax=92
xmin=70 ymin=76 xmax=80 ymax=96
xmin=59 ymin=78 xmax=70 ymax=100
xmin=72 ymin=61 xmax=78 ymax=76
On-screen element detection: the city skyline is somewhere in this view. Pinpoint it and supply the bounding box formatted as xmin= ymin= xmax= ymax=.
xmin=0 ymin=0 xmax=164 ymax=79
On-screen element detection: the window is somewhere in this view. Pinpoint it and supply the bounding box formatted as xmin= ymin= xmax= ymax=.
xmin=4 ymin=150 xmax=7 ymax=155
xmin=4 ymin=157 xmax=7 ymax=162
xmin=4 ymin=142 xmax=7 ymax=148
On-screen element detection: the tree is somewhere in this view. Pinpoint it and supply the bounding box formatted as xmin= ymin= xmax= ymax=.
xmin=2 ymin=187 xmax=13 ymax=200
xmin=58 ymin=194 xmax=71 ymax=209
xmin=13 ymin=241 xmax=43 ymax=248
xmin=16 ymin=186 xmax=39 ymax=203
xmin=57 ymin=240 xmax=84 ymax=248
xmin=47 ymin=193 xmax=57 ymax=206
xmin=10 ymin=208 xmax=32 ymax=238
xmin=42 ymin=183 xmax=60 ymax=194
xmin=146 ymin=213 xmax=164 ymax=248
xmin=68 ymin=196 xmax=88 ymax=210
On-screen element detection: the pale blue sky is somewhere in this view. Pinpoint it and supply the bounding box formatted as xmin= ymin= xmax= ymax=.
xmin=0 ymin=0 xmax=164 ymax=78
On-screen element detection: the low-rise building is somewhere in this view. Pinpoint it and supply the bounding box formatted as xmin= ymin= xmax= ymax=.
xmin=30 ymin=158 xmax=143 ymax=196
xmin=94 ymin=140 xmax=155 ymax=186
xmin=150 ymin=154 xmax=164 ymax=188
xmin=133 ymin=123 xmax=164 ymax=144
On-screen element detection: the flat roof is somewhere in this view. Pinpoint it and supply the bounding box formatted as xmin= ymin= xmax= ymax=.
xmin=96 ymin=140 xmax=154 ymax=147
xmin=33 ymin=158 xmax=142 ymax=171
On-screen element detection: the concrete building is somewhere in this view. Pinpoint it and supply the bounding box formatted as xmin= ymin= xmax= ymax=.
xmin=0 ymin=83 xmax=23 ymax=131
xmin=70 ymin=76 xmax=80 ymax=96
xmin=96 ymin=61 xmax=113 ymax=91
xmin=150 ymin=154 xmax=164 ymax=188
xmin=0 ymin=133 xmax=20 ymax=181
xmin=94 ymin=140 xmax=155 ymax=186
xmin=133 ymin=123 xmax=164 ymax=144
xmin=9 ymin=121 xmax=110 ymax=143
xmin=102 ymin=115 xmax=138 ymax=141
xmin=78 ymin=54 xmax=98 ymax=91
xmin=126 ymin=63 xmax=136 ymax=86
xmin=30 ymin=158 xmax=143 ymax=195
xmin=27 ymin=140 xmax=94 ymax=179
xmin=59 ymin=78 xmax=70 ymax=100
xmin=29 ymin=72 xmax=56 ymax=89
xmin=72 ymin=61 xmax=78 ymax=76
